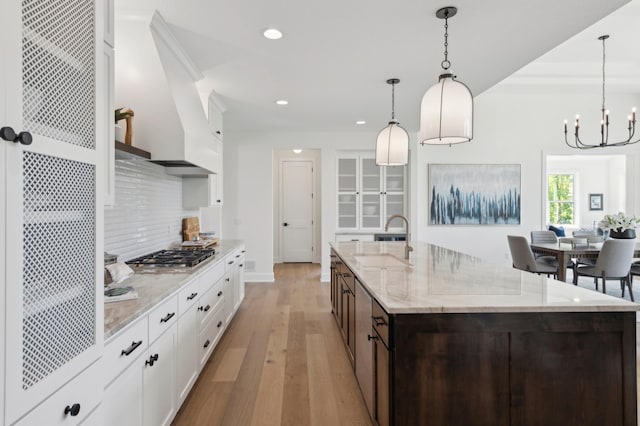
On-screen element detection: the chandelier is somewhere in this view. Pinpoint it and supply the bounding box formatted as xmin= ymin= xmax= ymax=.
xmin=564 ymin=35 xmax=638 ymax=149
xmin=419 ymin=6 xmax=473 ymax=146
xmin=376 ymin=78 xmax=409 ymax=166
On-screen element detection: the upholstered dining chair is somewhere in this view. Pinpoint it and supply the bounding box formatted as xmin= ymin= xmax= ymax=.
xmin=508 ymin=235 xmax=558 ymax=278
xmin=630 ymin=261 xmax=640 ymax=291
xmin=530 ymin=231 xmax=575 ymax=279
xmin=574 ymin=239 xmax=636 ymax=301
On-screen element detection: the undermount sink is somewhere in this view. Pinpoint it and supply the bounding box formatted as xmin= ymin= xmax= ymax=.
xmin=353 ymin=253 xmax=412 ymax=268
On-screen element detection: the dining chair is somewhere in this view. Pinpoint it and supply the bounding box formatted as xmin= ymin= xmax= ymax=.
xmin=630 ymin=261 xmax=640 ymax=289
xmin=530 ymin=230 xmax=575 ymax=279
xmin=574 ymin=239 xmax=636 ymax=301
xmin=508 ymin=235 xmax=558 ymax=278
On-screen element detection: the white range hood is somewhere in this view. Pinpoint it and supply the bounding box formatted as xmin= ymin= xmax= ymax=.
xmin=115 ymin=10 xmax=221 ymax=175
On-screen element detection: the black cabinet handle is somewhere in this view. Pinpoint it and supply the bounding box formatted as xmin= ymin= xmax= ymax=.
xmin=187 ymin=292 xmax=198 ymax=301
xmin=239 ymin=264 xmax=243 ymax=267
xmin=203 ymin=304 xmax=211 ymax=312
xmin=342 ymin=289 xmax=349 ymax=295
xmin=373 ymin=316 xmax=387 ymax=327
xmin=228 ymin=260 xmax=234 ymax=265
xmin=204 ymin=339 xmax=211 ymax=348
xmin=236 ymin=254 xmax=240 ymax=258
xmin=216 ymin=199 xmax=221 ymax=203
xmin=121 ymin=340 xmax=143 ymax=356
xmin=217 ymin=321 xmax=223 ymax=328
xmin=160 ymin=312 xmax=175 ymax=323
xmin=145 ymin=353 xmax=159 ymax=366
xmin=241 ymin=250 xmax=246 ymax=253
xmin=1 ymin=127 xmax=33 ymax=145
xmin=216 ymin=130 xmax=221 ymax=135
xmin=225 ymin=278 xmax=230 ymax=282
xmin=367 ymin=334 xmax=379 ymax=341
xmin=342 ymin=272 xmax=351 ymax=278
xmin=218 ymin=291 xmax=223 ymax=297
xmin=64 ymin=403 xmax=81 ymax=417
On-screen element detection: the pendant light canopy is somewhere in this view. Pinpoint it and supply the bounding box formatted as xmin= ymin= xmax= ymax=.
xmin=376 ymin=78 xmax=409 ymax=166
xmin=419 ymin=6 xmax=473 ymax=146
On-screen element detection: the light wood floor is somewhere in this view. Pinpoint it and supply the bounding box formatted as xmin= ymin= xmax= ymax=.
xmin=172 ymin=263 xmax=372 ymax=426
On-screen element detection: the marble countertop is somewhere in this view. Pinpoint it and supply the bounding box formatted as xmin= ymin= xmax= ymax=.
xmin=330 ymin=241 xmax=639 ymax=314
xmin=104 ymin=240 xmax=244 ymax=339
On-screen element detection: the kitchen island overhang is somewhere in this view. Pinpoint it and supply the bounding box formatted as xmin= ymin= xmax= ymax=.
xmin=330 ymin=241 xmax=638 ymax=426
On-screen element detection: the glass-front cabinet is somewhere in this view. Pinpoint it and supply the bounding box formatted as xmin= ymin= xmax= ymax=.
xmin=336 ymin=152 xmax=406 ymax=233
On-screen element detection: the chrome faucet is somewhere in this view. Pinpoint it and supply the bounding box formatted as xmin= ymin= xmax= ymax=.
xmin=384 ymin=214 xmax=413 ymax=260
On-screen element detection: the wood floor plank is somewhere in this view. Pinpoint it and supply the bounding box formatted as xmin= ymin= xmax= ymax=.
xmin=306 ymin=334 xmax=341 ymax=426
xmin=280 ymin=310 xmax=311 ymax=426
xmin=212 ymin=348 xmax=247 ymax=382
xmin=250 ymin=305 xmax=290 ymax=426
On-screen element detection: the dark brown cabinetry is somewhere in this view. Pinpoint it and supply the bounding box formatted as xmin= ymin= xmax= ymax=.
xmin=332 ymin=251 xmax=355 ymax=366
xmin=329 ymin=248 xmax=637 ymax=426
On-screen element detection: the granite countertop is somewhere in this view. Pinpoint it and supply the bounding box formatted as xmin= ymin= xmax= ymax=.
xmin=104 ymin=240 xmax=244 ymax=339
xmin=330 ymin=241 xmax=639 ymax=314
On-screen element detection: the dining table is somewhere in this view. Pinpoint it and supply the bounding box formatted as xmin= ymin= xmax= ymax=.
xmin=530 ymin=240 xmax=640 ymax=282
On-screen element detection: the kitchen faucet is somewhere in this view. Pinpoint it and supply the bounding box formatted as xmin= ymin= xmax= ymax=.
xmin=384 ymin=214 xmax=413 ymax=260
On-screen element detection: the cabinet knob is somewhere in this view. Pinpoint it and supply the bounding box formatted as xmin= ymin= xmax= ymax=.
xmin=283 ymin=222 xmax=289 ymax=227
xmin=217 ymin=321 xmax=223 ymax=328
xmin=1 ymin=127 xmax=32 ymax=145
xmin=216 ymin=199 xmax=221 ymax=203
xmin=145 ymin=353 xmax=159 ymax=367
xmin=64 ymin=403 xmax=81 ymax=417
xmin=203 ymin=339 xmax=211 ymax=348
xmin=218 ymin=290 xmax=223 ymax=297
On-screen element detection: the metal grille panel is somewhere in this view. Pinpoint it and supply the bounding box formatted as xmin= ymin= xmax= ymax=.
xmin=22 ymin=0 xmax=96 ymax=149
xmin=22 ymin=152 xmax=96 ymax=390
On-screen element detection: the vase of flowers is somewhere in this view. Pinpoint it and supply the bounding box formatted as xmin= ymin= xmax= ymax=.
xmin=599 ymin=212 xmax=639 ymax=239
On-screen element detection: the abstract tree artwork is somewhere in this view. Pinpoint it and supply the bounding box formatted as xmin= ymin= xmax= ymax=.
xmin=429 ymin=164 xmax=521 ymax=225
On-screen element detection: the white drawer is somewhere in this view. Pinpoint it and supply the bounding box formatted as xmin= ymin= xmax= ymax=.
xmin=15 ymin=362 xmax=101 ymax=426
xmin=148 ymin=294 xmax=178 ymax=343
xmin=197 ymin=278 xmax=224 ymax=328
xmin=103 ymin=317 xmax=148 ymax=387
xmin=224 ymin=253 xmax=237 ymax=272
xmin=178 ymin=276 xmax=203 ymax=316
xmin=199 ymin=304 xmax=226 ymax=367
xmin=200 ymin=260 xmax=225 ymax=288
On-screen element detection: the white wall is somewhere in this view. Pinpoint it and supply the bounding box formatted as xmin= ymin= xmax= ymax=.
xmin=223 ymin=89 xmax=640 ymax=280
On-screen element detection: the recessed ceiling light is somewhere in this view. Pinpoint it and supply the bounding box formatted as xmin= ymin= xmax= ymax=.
xmin=263 ymin=28 xmax=283 ymax=40
xmin=356 ymin=120 xmax=366 ymax=125
xmin=275 ymin=100 xmax=288 ymax=105
xmin=293 ymin=149 xmax=302 ymax=154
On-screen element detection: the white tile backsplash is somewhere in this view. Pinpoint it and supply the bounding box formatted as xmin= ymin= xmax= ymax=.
xmin=104 ymin=159 xmax=198 ymax=261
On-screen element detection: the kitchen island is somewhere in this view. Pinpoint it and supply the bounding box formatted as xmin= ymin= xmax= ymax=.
xmin=330 ymin=241 xmax=638 ymax=426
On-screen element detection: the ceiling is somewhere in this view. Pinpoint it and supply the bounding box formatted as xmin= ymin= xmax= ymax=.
xmin=116 ymin=0 xmax=634 ymax=133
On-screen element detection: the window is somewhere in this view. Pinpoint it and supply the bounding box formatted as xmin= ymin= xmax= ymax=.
xmin=547 ymin=174 xmax=574 ymax=224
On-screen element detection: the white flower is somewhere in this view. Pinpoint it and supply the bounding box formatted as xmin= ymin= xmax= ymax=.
xmin=599 ymin=212 xmax=640 ymax=231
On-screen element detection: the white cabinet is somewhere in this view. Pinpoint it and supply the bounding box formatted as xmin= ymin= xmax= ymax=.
xmin=176 ymin=279 xmax=202 ymax=405
xmin=183 ymin=174 xmax=223 ymax=208
xmin=1 ymin=0 xmax=104 ymax=423
xmin=337 ymin=152 xmax=406 ymax=232
xmin=208 ymin=93 xmax=225 ymax=142
xmin=143 ymin=323 xmax=177 ymax=426
xmin=103 ymin=352 xmax=144 ymax=426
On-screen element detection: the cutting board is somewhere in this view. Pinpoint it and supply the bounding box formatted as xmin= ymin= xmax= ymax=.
xmin=182 ymin=217 xmax=200 ymax=242
xmin=181 ymin=238 xmax=219 ymax=249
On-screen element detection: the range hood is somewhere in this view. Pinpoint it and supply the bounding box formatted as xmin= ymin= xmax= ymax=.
xmin=114 ymin=11 xmax=222 ymax=176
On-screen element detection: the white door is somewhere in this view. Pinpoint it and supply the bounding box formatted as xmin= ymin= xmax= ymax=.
xmin=282 ymin=160 xmax=313 ymax=262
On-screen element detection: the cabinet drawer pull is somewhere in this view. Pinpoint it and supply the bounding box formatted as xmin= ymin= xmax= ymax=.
xmin=217 ymin=320 xmax=223 ymax=328
xmin=121 ymin=340 xmax=143 ymax=356
xmin=342 ymin=289 xmax=349 ymax=295
xmin=64 ymin=403 xmax=81 ymax=417
xmin=367 ymin=334 xmax=379 ymax=341
xmin=145 ymin=353 xmax=159 ymax=367
xmin=203 ymin=339 xmax=211 ymax=348
xmin=225 ymin=278 xmax=230 ymax=282
xmin=342 ymin=272 xmax=351 ymax=278
xmin=218 ymin=291 xmax=223 ymax=297
xmin=204 ymin=304 xmax=211 ymax=312
xmin=228 ymin=260 xmax=234 ymax=265
xmin=373 ymin=316 xmax=387 ymax=327
xmin=236 ymin=254 xmax=240 ymax=258
xmin=160 ymin=312 xmax=175 ymax=323
xmin=241 ymin=250 xmax=246 ymax=253
xmin=239 ymin=264 xmax=243 ymax=267
xmin=187 ymin=292 xmax=198 ymax=300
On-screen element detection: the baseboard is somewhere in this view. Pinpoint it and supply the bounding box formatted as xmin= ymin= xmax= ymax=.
xmin=245 ymin=272 xmax=275 ymax=283
xmin=320 ymin=272 xmax=330 ymax=283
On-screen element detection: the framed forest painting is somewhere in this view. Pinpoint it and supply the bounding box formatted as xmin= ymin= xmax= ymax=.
xmin=428 ymin=164 xmax=521 ymax=225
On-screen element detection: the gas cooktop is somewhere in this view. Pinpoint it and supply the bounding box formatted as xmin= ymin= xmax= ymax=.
xmin=125 ymin=248 xmax=216 ymax=267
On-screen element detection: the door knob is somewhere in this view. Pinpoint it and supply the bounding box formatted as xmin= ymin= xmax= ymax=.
xmin=1 ymin=127 xmax=33 ymax=145
xmin=283 ymin=222 xmax=288 ymax=226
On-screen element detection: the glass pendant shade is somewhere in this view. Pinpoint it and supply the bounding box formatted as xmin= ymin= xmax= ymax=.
xmin=376 ymin=120 xmax=409 ymax=166
xmin=420 ymin=73 xmax=473 ymax=145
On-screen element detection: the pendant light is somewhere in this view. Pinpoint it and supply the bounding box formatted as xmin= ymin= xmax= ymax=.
xmin=376 ymin=78 xmax=409 ymax=166
xmin=419 ymin=6 xmax=473 ymax=146
xmin=564 ymin=35 xmax=638 ymax=149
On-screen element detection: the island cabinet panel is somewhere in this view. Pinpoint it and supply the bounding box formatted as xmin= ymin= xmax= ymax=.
xmin=391 ymin=312 xmax=637 ymax=426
